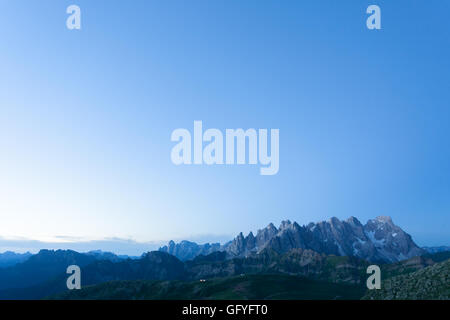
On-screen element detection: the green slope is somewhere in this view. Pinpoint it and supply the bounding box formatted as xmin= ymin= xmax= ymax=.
xmin=49 ymin=274 xmax=366 ymax=300
xmin=363 ymin=258 xmax=450 ymax=300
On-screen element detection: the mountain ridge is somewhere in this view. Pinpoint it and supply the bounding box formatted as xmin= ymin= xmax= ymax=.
xmin=160 ymin=216 xmax=425 ymax=263
xmin=0 ymin=247 xmax=447 ymax=300
xmin=0 ymin=251 xmax=32 ymax=268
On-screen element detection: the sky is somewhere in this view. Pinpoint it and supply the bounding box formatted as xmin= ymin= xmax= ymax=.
xmin=0 ymin=0 xmax=449 ymax=254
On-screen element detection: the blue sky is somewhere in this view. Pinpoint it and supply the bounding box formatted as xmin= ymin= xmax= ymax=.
xmin=0 ymin=0 xmax=449 ymax=253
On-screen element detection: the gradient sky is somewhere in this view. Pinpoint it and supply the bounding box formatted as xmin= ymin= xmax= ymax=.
xmin=0 ymin=0 xmax=449 ymax=253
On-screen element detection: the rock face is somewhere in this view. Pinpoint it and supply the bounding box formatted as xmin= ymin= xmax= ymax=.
xmin=159 ymin=240 xmax=223 ymax=261
xmin=185 ymin=248 xmax=369 ymax=285
xmin=362 ymin=216 xmax=425 ymax=262
xmin=160 ymin=216 xmax=426 ymax=263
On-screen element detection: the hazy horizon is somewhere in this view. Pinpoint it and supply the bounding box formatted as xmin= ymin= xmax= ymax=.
xmin=1 ymin=215 xmax=448 ymax=255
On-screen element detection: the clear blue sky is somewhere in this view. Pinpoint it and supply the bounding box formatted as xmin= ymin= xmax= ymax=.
xmin=0 ymin=0 xmax=449 ymax=253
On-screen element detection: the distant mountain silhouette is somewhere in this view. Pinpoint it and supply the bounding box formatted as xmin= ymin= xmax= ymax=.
xmin=0 ymin=250 xmax=96 ymax=291
xmin=0 ymin=251 xmax=185 ymax=299
xmin=422 ymin=246 xmax=450 ymax=254
xmin=0 ymin=249 xmax=133 ymax=293
xmin=0 ymin=251 xmax=32 ymax=268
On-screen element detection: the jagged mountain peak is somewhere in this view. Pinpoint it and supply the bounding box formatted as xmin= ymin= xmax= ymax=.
xmin=329 ymin=216 xmax=342 ymax=224
xmin=278 ymin=220 xmax=302 ymax=232
xmin=257 ymin=222 xmax=278 ymax=235
xmin=256 ymin=223 xmax=278 ymax=237
xmin=279 ymin=220 xmax=292 ymax=230
xmin=365 ymin=216 xmax=396 ymax=230
xmin=160 ymin=216 xmax=425 ymax=263
xmin=159 ymin=240 xmax=222 ymax=261
xmin=375 ymin=215 xmax=393 ymax=223
xmin=346 ymin=216 xmax=363 ymax=226
xmin=266 ymin=222 xmax=277 ymax=230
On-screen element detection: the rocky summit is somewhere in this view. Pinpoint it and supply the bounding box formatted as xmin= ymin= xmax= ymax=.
xmin=160 ymin=216 xmax=425 ymax=263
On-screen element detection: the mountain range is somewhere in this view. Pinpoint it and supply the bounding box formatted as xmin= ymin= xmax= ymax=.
xmin=160 ymin=216 xmax=425 ymax=263
xmin=0 ymin=216 xmax=447 ymax=300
